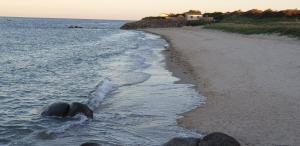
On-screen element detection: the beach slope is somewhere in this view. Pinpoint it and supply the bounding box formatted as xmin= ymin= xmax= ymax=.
xmin=144 ymin=27 xmax=300 ymax=146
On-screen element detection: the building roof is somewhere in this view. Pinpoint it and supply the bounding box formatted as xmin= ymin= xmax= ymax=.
xmin=184 ymin=10 xmax=202 ymax=15
xmin=185 ymin=13 xmax=202 ymax=16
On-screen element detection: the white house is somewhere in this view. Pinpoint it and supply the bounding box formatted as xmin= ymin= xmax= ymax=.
xmin=185 ymin=14 xmax=203 ymax=21
xmin=184 ymin=11 xmax=203 ymax=21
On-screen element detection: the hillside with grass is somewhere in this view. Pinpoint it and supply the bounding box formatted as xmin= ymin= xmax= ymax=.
xmin=203 ymin=9 xmax=300 ymax=38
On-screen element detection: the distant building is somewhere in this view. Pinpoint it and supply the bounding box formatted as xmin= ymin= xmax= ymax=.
xmin=185 ymin=13 xmax=203 ymax=21
xmin=184 ymin=11 xmax=203 ymax=21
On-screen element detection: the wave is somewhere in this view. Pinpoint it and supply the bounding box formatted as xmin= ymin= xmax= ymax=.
xmin=39 ymin=74 xmax=151 ymax=139
xmin=45 ymin=115 xmax=88 ymax=135
xmin=87 ymin=78 xmax=115 ymax=110
xmin=43 ymin=74 xmax=151 ymax=136
xmin=111 ymin=72 xmax=151 ymax=87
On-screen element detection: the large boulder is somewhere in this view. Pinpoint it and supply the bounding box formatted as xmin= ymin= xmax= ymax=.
xmin=162 ymin=137 xmax=201 ymax=146
xmin=198 ymin=132 xmax=240 ymax=146
xmin=67 ymin=102 xmax=93 ymax=119
xmin=41 ymin=102 xmax=93 ymax=119
xmin=41 ymin=102 xmax=70 ymax=117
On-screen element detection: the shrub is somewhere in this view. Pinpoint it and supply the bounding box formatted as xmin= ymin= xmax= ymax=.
xmin=279 ymin=9 xmax=300 ymax=18
xmin=242 ymin=9 xmax=263 ymax=18
xmin=142 ymin=17 xmax=165 ymax=20
xmin=204 ymin=9 xmax=300 ymax=21
xmin=203 ymin=12 xmax=225 ymax=21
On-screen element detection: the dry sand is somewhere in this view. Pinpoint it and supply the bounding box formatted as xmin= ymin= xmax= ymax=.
xmin=144 ymin=27 xmax=300 ymax=146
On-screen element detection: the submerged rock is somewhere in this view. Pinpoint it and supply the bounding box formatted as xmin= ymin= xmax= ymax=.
xmin=68 ymin=25 xmax=83 ymax=29
xmin=162 ymin=137 xmax=201 ymax=146
xmin=80 ymin=142 xmax=101 ymax=146
xmin=41 ymin=102 xmax=93 ymax=119
xmin=198 ymin=132 xmax=240 ymax=146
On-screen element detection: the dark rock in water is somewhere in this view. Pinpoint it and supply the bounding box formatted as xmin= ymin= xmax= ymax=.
xmin=80 ymin=142 xmax=101 ymax=146
xmin=37 ymin=131 xmax=56 ymax=140
xmin=162 ymin=133 xmax=240 ymax=146
xmin=41 ymin=102 xmax=93 ymax=119
xmin=120 ymin=18 xmax=186 ymax=30
xmin=198 ymin=132 xmax=240 ymax=146
xmin=162 ymin=137 xmax=201 ymax=146
xmin=41 ymin=102 xmax=70 ymax=117
xmin=68 ymin=25 xmax=83 ymax=29
xmin=68 ymin=102 xmax=93 ymax=119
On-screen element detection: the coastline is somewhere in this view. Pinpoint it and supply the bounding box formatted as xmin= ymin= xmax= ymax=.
xmin=141 ymin=29 xmax=199 ymax=86
xmin=142 ymin=27 xmax=300 ymax=146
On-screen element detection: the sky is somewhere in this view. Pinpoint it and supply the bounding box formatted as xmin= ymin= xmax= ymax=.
xmin=0 ymin=0 xmax=299 ymax=20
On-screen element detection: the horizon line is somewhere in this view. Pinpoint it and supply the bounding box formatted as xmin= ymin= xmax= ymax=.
xmin=0 ymin=15 xmax=137 ymax=21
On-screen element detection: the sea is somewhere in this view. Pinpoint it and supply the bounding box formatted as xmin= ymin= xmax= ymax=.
xmin=0 ymin=17 xmax=205 ymax=146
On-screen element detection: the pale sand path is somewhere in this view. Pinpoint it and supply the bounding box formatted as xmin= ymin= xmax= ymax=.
xmin=144 ymin=27 xmax=300 ymax=146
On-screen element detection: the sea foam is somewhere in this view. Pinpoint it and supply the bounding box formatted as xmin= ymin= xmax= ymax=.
xmin=88 ymin=78 xmax=115 ymax=110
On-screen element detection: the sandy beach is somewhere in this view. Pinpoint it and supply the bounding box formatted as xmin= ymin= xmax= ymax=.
xmin=144 ymin=27 xmax=300 ymax=146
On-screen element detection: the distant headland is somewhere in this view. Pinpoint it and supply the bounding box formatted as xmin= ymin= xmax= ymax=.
xmin=120 ymin=10 xmax=213 ymax=29
xmin=121 ymin=9 xmax=300 ymax=38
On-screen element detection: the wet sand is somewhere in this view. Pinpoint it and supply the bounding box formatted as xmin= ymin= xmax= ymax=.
xmin=143 ymin=27 xmax=300 ymax=146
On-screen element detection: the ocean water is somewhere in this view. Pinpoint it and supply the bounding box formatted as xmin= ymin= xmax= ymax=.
xmin=0 ymin=17 xmax=205 ymax=146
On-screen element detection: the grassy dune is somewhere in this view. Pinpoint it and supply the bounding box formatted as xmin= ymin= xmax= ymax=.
xmin=204 ymin=18 xmax=300 ymax=38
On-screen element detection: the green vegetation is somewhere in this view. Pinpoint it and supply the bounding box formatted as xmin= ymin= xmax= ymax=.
xmin=204 ymin=19 xmax=300 ymax=38
xmin=203 ymin=9 xmax=300 ymax=38
xmin=142 ymin=16 xmax=166 ymax=20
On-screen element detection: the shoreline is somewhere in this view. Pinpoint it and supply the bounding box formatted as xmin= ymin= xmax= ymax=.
xmin=141 ymin=29 xmax=199 ymax=86
xmin=142 ymin=27 xmax=300 ymax=146
xmin=142 ymin=29 xmax=205 ymax=129
xmin=141 ymin=29 xmax=205 ymax=133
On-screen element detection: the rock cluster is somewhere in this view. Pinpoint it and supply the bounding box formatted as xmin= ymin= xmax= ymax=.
xmin=41 ymin=102 xmax=93 ymax=119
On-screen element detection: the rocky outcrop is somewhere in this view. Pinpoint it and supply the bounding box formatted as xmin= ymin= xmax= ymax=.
xmin=120 ymin=19 xmax=186 ymax=30
xmin=162 ymin=132 xmax=240 ymax=146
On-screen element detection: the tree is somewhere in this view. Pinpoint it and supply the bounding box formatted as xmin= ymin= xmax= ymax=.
xmin=243 ymin=9 xmax=263 ymax=18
